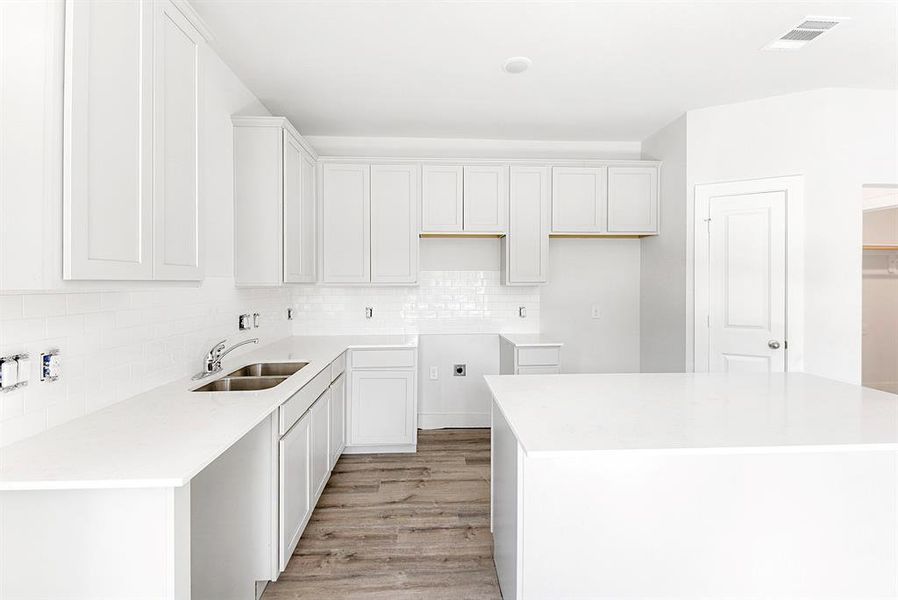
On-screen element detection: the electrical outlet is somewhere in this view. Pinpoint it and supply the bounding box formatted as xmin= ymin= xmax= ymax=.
xmin=453 ymin=364 xmax=466 ymax=377
xmin=429 ymin=366 xmax=439 ymax=380
xmin=591 ymin=305 xmax=601 ymax=319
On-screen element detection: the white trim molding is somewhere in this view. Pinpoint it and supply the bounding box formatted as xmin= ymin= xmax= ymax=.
xmin=693 ymin=175 xmax=805 ymax=373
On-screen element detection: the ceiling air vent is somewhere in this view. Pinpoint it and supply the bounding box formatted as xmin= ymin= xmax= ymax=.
xmin=765 ymin=16 xmax=846 ymax=50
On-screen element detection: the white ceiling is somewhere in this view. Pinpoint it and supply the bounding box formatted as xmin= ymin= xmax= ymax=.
xmin=192 ymin=1 xmax=898 ymax=141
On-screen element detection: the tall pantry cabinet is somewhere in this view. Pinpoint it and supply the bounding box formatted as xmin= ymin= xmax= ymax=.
xmin=64 ymin=0 xmax=207 ymax=280
xmin=232 ymin=117 xmax=318 ymax=286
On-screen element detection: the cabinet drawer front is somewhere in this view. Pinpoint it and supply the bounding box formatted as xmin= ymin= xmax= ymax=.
xmin=517 ymin=346 xmax=560 ymax=366
xmin=280 ymin=365 xmax=331 ymax=435
xmin=516 ymin=365 xmax=560 ymax=375
xmin=351 ymin=349 xmax=416 ymax=369
xmin=330 ymin=352 xmax=346 ymax=381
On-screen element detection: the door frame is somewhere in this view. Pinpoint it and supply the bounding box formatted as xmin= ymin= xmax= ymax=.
xmin=693 ymin=176 xmax=804 ymax=372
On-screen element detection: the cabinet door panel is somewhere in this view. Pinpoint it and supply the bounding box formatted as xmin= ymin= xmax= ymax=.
xmin=551 ymin=167 xmax=607 ymax=233
xmin=506 ymin=167 xmax=548 ymax=284
xmin=233 ymin=125 xmax=283 ymax=286
xmin=310 ymin=389 xmax=331 ymax=499
xmin=64 ymin=0 xmax=153 ymax=279
xmin=422 ymin=166 xmax=463 ymax=232
xmin=329 ymin=373 xmax=346 ymax=468
xmin=284 ymin=133 xmax=316 ymax=282
xmin=463 ymin=166 xmax=508 ymax=232
xmin=607 ymin=166 xmax=658 ymax=233
xmin=279 ymin=412 xmax=311 ymax=572
xmin=350 ymin=371 xmax=415 ymax=446
xmin=154 ymin=0 xmax=203 ymax=280
xmin=321 ymin=164 xmax=370 ymax=282
xmin=371 ymin=164 xmax=418 ymax=283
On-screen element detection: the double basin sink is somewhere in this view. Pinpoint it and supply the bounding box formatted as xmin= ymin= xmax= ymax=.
xmin=192 ymin=362 xmax=308 ymax=392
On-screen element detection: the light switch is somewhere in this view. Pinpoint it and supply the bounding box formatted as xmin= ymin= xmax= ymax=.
xmin=429 ymin=366 xmax=439 ymax=380
xmin=0 ymin=359 xmax=18 ymax=389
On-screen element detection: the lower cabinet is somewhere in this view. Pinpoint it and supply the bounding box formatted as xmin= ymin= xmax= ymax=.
xmin=349 ymin=369 xmax=416 ymax=448
xmin=278 ymin=411 xmax=311 ymax=572
xmin=310 ymin=388 xmax=331 ymax=500
xmin=329 ymin=373 xmax=346 ymax=467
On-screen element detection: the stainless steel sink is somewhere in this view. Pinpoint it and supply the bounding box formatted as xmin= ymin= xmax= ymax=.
xmin=192 ymin=376 xmax=287 ymax=392
xmin=225 ymin=362 xmax=308 ymax=378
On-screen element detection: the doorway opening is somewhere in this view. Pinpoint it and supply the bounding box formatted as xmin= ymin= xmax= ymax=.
xmin=861 ymin=184 xmax=898 ymax=394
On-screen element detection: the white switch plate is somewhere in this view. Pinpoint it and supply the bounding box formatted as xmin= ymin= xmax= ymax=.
xmin=591 ymin=305 xmax=601 ymax=319
xmin=429 ymin=366 xmax=439 ymax=380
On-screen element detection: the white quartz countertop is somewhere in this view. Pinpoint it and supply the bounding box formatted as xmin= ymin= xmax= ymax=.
xmin=0 ymin=335 xmax=416 ymax=491
xmin=499 ymin=333 xmax=563 ymax=347
xmin=484 ymin=373 xmax=898 ymax=456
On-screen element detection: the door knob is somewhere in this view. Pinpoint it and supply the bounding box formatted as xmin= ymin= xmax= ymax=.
xmin=768 ymin=340 xmax=781 ymax=350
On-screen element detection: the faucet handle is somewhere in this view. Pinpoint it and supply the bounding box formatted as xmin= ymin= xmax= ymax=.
xmin=210 ymin=339 xmax=228 ymax=356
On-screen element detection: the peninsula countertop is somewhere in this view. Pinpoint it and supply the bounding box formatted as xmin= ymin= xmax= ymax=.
xmin=484 ymin=372 xmax=898 ymax=456
xmin=0 ymin=335 xmax=416 ymax=491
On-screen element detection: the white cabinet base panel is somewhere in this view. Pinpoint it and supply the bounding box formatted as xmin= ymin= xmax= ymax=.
xmin=342 ymin=443 xmax=417 ymax=454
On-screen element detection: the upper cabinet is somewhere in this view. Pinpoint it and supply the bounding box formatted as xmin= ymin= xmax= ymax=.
xmin=153 ymin=0 xmax=203 ymax=280
xmin=320 ymin=162 xmax=419 ymax=284
xmin=421 ymin=166 xmax=463 ymax=232
xmin=422 ymin=165 xmax=509 ymax=233
xmin=234 ymin=117 xmax=318 ymax=286
xmin=283 ymin=133 xmax=317 ymax=283
xmin=371 ymin=165 xmax=419 ymax=284
xmin=463 ymin=166 xmax=508 ymax=232
xmin=551 ymin=165 xmax=659 ymax=235
xmin=503 ymin=167 xmax=549 ymax=285
xmin=321 ymin=164 xmax=371 ymax=283
xmin=551 ymin=167 xmax=607 ymax=233
xmin=606 ymin=166 xmax=658 ymax=234
xmin=64 ymin=0 xmax=208 ymax=281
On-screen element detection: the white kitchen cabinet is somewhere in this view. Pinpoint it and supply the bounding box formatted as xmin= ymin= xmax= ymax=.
xmin=310 ymin=388 xmax=331 ymax=501
xmin=283 ymin=131 xmax=317 ymax=283
xmin=64 ymin=0 xmax=207 ymax=281
xmin=607 ymin=166 xmax=659 ymax=234
xmin=64 ymin=0 xmax=154 ymax=280
xmin=499 ymin=335 xmax=563 ymax=375
xmin=371 ymin=164 xmax=419 ymax=283
xmin=321 ymin=163 xmax=371 ymax=283
xmin=349 ymin=370 xmax=416 ymax=447
xmin=153 ymin=0 xmax=203 ymax=280
xmin=463 ymin=166 xmax=508 ymax=232
xmin=234 ymin=117 xmax=316 ymax=286
xmin=551 ymin=167 xmax=607 ymax=233
xmin=422 ymin=165 xmax=463 ymax=232
xmin=329 ymin=372 xmax=346 ymax=468
xmin=503 ymin=167 xmax=549 ymax=284
xmin=278 ymin=410 xmax=311 ymax=572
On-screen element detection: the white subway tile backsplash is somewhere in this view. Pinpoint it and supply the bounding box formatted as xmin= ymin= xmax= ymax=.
xmin=23 ymin=294 xmax=68 ymax=318
xmin=0 ymin=278 xmax=294 ymax=448
xmin=0 ymin=270 xmax=539 ymax=448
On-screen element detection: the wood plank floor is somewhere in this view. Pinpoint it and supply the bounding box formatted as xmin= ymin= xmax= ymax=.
xmin=262 ymin=428 xmax=502 ymax=600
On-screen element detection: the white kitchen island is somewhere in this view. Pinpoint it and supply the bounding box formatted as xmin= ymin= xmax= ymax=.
xmin=485 ymin=373 xmax=898 ymax=600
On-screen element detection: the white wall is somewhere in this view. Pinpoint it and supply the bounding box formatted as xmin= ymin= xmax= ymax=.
xmin=540 ymin=239 xmax=641 ymax=373
xmin=417 ymin=334 xmax=498 ymax=428
xmin=640 ymin=115 xmax=687 ymax=372
xmin=685 ymin=88 xmax=898 ymax=384
xmin=0 ymin=2 xmax=292 ymax=447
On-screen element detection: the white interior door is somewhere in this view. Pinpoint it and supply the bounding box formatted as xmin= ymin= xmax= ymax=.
xmin=706 ymin=191 xmax=786 ymax=372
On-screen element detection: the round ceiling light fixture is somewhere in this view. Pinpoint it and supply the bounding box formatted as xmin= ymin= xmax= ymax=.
xmin=503 ymin=56 xmax=532 ymax=74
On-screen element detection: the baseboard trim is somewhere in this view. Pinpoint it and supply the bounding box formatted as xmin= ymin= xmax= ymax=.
xmin=343 ymin=444 xmax=417 ymax=454
xmin=418 ymin=412 xmax=490 ymax=429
